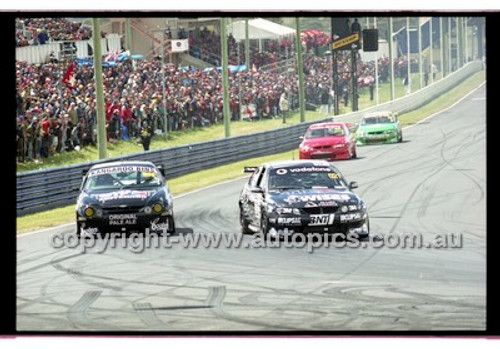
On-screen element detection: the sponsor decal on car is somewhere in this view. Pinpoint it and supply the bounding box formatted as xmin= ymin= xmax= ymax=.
xmin=289 ymin=167 xmax=332 ymax=173
xmin=284 ymin=193 xmax=351 ymax=204
xmin=80 ymin=227 xmax=99 ymax=235
xmin=340 ymin=212 xmax=362 ymax=222
xmin=304 ymin=200 xmax=338 ymax=208
xmin=277 ymin=217 xmax=302 ymax=225
xmin=308 ymin=214 xmax=335 ymax=226
xmin=88 ymin=165 xmax=156 ymax=177
xmin=276 ymin=168 xmax=288 ymax=175
xmin=94 ymin=190 xmax=149 ymax=203
xmin=109 ymin=213 xmax=137 ymax=225
xmin=150 ymin=217 xmax=169 ymax=231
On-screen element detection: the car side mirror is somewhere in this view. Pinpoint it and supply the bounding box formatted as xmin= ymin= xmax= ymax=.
xmin=348 ymin=123 xmax=360 ymax=133
xmin=299 ymin=136 xmax=304 ymax=140
xmin=349 ymin=181 xmax=359 ymax=189
xmin=157 ymin=165 xmax=166 ymax=177
xmin=251 ymin=187 xmax=264 ymax=194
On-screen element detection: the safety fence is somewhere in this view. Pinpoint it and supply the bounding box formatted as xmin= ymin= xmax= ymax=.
xmin=16 ymin=61 xmax=483 ymax=216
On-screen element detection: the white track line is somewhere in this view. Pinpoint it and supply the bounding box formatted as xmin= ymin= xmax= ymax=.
xmin=17 ymin=222 xmax=75 ymax=238
xmin=17 ymin=81 xmax=486 ymax=238
xmin=403 ymin=81 xmax=485 ymax=131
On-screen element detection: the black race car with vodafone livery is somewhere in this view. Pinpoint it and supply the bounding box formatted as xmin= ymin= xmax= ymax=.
xmin=76 ymin=161 xmax=175 ymax=236
xmin=238 ymin=160 xmax=369 ymax=239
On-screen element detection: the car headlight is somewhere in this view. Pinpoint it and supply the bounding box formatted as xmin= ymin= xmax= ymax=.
xmin=300 ymin=144 xmax=313 ymax=152
xmin=384 ymin=129 xmax=396 ymax=134
xmin=83 ymin=206 xmax=94 ymax=218
xmin=144 ymin=206 xmax=152 ymax=214
xmin=152 ymin=203 xmax=163 ymax=213
xmin=332 ymin=144 xmax=345 ymax=148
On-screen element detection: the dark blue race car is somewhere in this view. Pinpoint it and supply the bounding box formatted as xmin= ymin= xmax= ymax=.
xmin=238 ymin=160 xmax=369 ymax=239
xmin=76 ymin=161 xmax=175 ymax=236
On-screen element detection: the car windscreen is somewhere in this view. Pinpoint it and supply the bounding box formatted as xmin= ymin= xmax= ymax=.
xmin=84 ymin=165 xmax=162 ymax=191
xmin=268 ymin=166 xmax=347 ymax=190
xmin=305 ymin=125 xmax=345 ymax=138
xmin=361 ymin=115 xmax=394 ymax=124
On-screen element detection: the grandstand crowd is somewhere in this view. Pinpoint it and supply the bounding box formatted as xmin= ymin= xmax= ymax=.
xmin=16 ymin=20 xmax=413 ymax=163
xmin=15 ymin=18 xmax=106 ymax=47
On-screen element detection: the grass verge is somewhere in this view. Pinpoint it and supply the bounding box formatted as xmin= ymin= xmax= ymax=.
xmin=15 ymin=73 xmax=416 ymax=173
xmin=16 ymin=70 xmax=485 ymax=234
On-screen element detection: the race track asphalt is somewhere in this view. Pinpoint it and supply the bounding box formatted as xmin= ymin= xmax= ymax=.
xmin=16 ymin=85 xmax=486 ymax=332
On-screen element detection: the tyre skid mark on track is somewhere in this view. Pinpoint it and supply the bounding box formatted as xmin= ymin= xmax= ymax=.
xmin=18 ymin=252 xmax=84 ymax=275
xmin=132 ymin=302 xmax=169 ymax=329
xmin=16 ymin=85 xmax=486 ymax=331
xmin=205 ymin=285 xmax=305 ymax=330
xmin=67 ymin=290 xmax=103 ymax=330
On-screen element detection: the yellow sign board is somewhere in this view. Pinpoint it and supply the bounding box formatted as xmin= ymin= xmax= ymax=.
xmin=332 ymin=33 xmax=360 ymax=50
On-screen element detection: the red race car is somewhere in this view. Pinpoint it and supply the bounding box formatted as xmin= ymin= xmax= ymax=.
xmin=298 ymin=122 xmax=357 ymax=161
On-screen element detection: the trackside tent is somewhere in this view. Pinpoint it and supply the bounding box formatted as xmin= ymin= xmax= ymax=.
xmin=227 ymin=18 xmax=295 ymax=50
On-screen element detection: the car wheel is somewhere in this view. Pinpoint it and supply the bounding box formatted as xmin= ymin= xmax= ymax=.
xmin=169 ymin=215 xmax=176 ymax=234
xmin=398 ymin=132 xmax=403 ymax=143
xmin=76 ymin=221 xmax=82 ymax=238
xmin=260 ymin=212 xmax=270 ymax=237
xmin=359 ymin=216 xmax=370 ymax=241
xmin=351 ymin=146 xmax=357 ymax=159
xmin=240 ymin=209 xmax=252 ymax=234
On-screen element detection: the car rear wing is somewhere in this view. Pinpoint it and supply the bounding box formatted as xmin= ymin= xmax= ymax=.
xmin=243 ymin=166 xmax=258 ymax=173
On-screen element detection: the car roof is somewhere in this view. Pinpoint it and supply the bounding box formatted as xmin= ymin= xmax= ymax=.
xmin=264 ymin=159 xmax=336 ymax=169
xmin=89 ymin=160 xmax=157 ymax=170
xmin=362 ymin=111 xmax=394 ymax=118
xmin=308 ymin=121 xmax=345 ymax=129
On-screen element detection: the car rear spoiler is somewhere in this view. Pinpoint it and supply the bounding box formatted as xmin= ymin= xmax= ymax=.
xmin=243 ymin=166 xmax=258 ymax=173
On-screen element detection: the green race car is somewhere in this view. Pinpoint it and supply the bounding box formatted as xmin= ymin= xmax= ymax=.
xmin=355 ymin=111 xmax=403 ymax=145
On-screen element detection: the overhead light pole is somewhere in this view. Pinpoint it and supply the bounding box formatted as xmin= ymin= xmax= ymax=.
xmin=220 ymin=17 xmax=231 ymax=137
xmin=295 ymin=17 xmax=305 ymax=122
xmin=92 ymin=17 xmax=107 ymax=159
xmin=388 ymin=17 xmax=395 ymax=100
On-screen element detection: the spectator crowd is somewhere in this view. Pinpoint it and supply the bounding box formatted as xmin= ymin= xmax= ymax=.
xmin=16 ymin=20 xmax=413 ymax=164
xmin=16 ymin=17 xmax=105 ymax=47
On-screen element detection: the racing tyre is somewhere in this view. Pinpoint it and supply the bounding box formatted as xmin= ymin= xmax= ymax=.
xmin=260 ymin=212 xmax=270 ymax=237
xmin=359 ymin=216 xmax=370 ymax=241
xmin=170 ymin=216 xmax=176 ymax=234
xmin=240 ymin=209 xmax=252 ymax=234
xmin=398 ymin=132 xmax=403 ymax=143
xmin=351 ymin=147 xmax=358 ymax=159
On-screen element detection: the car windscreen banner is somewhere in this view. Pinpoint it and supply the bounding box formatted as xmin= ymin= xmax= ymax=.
xmin=87 ymin=165 xmax=156 ymax=177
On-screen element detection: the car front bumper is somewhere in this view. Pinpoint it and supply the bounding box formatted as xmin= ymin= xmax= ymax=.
xmin=77 ymin=211 xmax=174 ymax=235
xmin=356 ymin=133 xmax=398 ymax=145
xmin=299 ymin=147 xmax=352 ymax=161
xmin=267 ymin=211 xmax=369 ymax=237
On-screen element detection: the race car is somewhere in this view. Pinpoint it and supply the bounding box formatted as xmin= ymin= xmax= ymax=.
xmin=298 ymin=121 xmax=357 ymax=160
xmin=355 ymin=111 xmax=403 ymax=145
xmin=239 ymin=160 xmax=369 ymax=239
xmin=76 ymin=161 xmax=175 ymax=236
